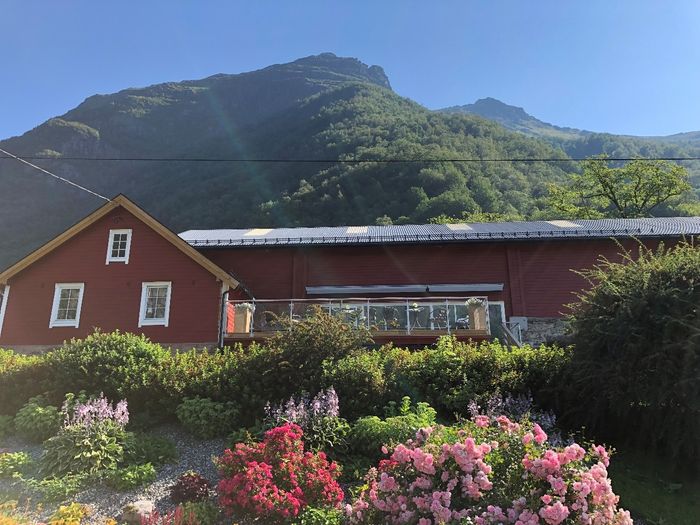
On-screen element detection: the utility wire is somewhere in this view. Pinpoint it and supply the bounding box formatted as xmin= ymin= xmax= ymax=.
xmin=0 ymin=148 xmax=110 ymax=201
xmin=0 ymin=155 xmax=699 ymax=163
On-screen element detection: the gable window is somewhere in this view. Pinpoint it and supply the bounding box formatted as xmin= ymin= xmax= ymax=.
xmin=106 ymin=229 xmax=132 ymax=264
xmin=0 ymin=285 xmax=9 ymax=336
xmin=139 ymin=282 xmax=172 ymax=327
xmin=50 ymin=283 xmax=85 ymax=328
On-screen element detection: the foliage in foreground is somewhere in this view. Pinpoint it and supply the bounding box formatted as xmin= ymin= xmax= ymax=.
xmin=562 ymin=241 xmax=700 ymax=471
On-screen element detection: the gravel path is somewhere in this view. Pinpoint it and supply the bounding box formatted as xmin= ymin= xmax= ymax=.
xmin=1 ymin=424 xmax=226 ymax=524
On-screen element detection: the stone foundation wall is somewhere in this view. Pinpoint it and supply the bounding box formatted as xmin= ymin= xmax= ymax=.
xmin=518 ymin=317 xmax=569 ymax=346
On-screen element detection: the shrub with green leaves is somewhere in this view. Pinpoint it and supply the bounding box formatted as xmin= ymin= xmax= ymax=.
xmin=42 ymin=421 xmax=126 ymax=476
xmin=102 ymin=462 xmax=156 ymax=491
xmin=123 ymin=433 xmax=178 ymax=466
xmin=0 ymin=349 xmax=52 ymax=416
xmin=348 ymin=397 xmax=436 ymax=462
xmin=18 ymin=473 xmax=88 ymax=502
xmin=563 ymin=241 xmax=700 ymax=471
xmin=292 ymin=506 xmax=344 ymax=525
xmin=43 ymin=331 xmax=172 ymax=414
xmin=176 ymin=397 xmax=239 ymax=438
xmin=0 ymin=451 xmax=32 ymax=478
xmin=13 ymin=396 xmax=61 ymax=442
xmin=0 ymin=415 xmax=14 ymax=441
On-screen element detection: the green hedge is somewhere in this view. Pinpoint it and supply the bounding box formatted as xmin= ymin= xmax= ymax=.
xmin=0 ymin=324 xmax=569 ymax=429
xmin=560 ymin=241 xmax=700 ymax=472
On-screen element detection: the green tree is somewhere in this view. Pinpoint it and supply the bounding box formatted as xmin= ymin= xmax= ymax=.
xmin=546 ymin=157 xmax=691 ymax=219
xmin=429 ymin=210 xmax=524 ymax=224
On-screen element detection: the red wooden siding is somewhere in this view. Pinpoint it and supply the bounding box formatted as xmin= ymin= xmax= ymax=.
xmin=203 ymin=238 xmax=662 ymax=319
xmin=0 ymin=207 xmax=224 ymax=347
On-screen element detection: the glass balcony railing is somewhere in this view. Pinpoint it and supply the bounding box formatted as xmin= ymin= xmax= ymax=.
xmin=224 ymin=297 xmax=491 ymax=337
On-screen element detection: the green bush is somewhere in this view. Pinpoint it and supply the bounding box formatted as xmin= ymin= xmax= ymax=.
xmin=13 ymin=396 xmax=61 ymax=442
xmin=175 ymin=397 xmax=239 ymax=438
xmin=0 ymin=350 xmax=53 ymax=415
xmin=401 ymin=337 xmax=570 ymax=417
xmin=348 ymin=397 xmax=436 ymax=462
xmin=41 ymin=421 xmax=126 ymax=476
xmin=323 ymin=338 xmax=569 ymax=421
xmin=292 ymin=506 xmax=344 ymax=525
xmin=43 ymin=331 xmax=172 ymax=414
xmin=0 ymin=415 xmax=14 ymax=441
xmin=18 ymin=473 xmax=87 ymax=502
xmin=232 ymin=309 xmax=373 ymax=420
xmin=322 ymin=349 xmax=398 ymax=420
xmin=122 ymin=433 xmax=178 ymax=466
xmin=102 ymin=462 xmax=156 ymax=491
xmin=0 ymin=451 xmax=32 ymax=478
xmin=562 ymin=241 xmax=700 ymax=471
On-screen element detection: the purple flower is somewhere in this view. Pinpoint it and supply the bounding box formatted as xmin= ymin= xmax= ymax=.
xmin=62 ymin=393 xmax=129 ymax=429
xmin=265 ymin=387 xmax=341 ymax=432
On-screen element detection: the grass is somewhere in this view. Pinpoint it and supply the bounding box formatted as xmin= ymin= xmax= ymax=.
xmin=609 ymin=449 xmax=700 ymax=525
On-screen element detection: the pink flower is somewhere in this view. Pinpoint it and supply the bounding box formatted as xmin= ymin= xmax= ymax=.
xmin=539 ymin=501 xmax=570 ymax=525
xmin=474 ymin=415 xmax=490 ymax=428
xmin=532 ymin=423 xmax=548 ymax=445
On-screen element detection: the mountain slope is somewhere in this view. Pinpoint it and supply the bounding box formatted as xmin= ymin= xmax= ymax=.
xmin=442 ymin=97 xmax=588 ymax=141
xmin=442 ymin=97 xmax=700 ymax=187
xmin=0 ymin=54 xmax=576 ymax=270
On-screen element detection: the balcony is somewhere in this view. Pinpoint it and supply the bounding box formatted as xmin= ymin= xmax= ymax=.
xmin=224 ymin=297 xmax=492 ymax=340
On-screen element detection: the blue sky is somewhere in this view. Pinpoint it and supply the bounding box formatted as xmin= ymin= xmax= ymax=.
xmin=2 ymin=1 xmax=699 ymax=138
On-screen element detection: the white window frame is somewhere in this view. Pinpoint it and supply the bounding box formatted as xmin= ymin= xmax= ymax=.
xmin=138 ymin=281 xmax=172 ymax=327
xmin=49 ymin=283 xmax=85 ymax=328
xmin=106 ymin=229 xmax=132 ymax=264
xmin=489 ymin=300 xmax=507 ymax=324
xmin=0 ymin=285 xmax=10 ymax=336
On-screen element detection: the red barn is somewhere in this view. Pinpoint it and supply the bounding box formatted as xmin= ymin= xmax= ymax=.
xmin=0 ymin=195 xmax=698 ymax=351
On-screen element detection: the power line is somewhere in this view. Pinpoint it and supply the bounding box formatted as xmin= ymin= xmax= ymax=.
xmin=0 ymin=148 xmax=110 ymax=201
xmin=0 ymin=155 xmax=699 ymax=163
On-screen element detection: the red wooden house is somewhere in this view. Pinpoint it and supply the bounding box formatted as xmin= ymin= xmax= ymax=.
xmin=0 ymin=195 xmax=698 ymax=351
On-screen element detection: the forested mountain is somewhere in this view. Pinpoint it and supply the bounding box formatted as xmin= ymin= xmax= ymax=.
xmin=0 ymin=53 xmax=697 ymax=270
xmin=442 ymin=98 xmax=700 ymax=185
xmin=0 ymin=54 xmax=575 ymax=269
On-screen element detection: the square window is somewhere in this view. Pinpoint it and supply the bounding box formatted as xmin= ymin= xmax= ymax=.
xmin=50 ymin=283 xmax=85 ymax=328
xmin=139 ymin=282 xmax=172 ymax=327
xmin=106 ymin=229 xmax=132 ymax=264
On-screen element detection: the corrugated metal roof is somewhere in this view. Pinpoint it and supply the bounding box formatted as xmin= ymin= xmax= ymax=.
xmin=179 ymin=217 xmax=700 ymax=248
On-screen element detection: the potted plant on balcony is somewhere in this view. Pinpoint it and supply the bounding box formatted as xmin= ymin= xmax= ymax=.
xmin=234 ymin=302 xmax=254 ymax=333
xmin=465 ymin=298 xmax=487 ymax=331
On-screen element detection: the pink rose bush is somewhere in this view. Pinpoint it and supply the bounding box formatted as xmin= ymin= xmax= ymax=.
xmin=347 ymin=416 xmax=632 ymax=525
xmin=216 ymin=423 xmax=344 ymax=522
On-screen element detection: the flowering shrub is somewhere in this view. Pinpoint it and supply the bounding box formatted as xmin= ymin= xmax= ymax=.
xmin=61 ymin=392 xmax=129 ymax=428
xmin=41 ymin=394 xmax=129 ymax=476
xmin=265 ymin=388 xmax=349 ymax=452
xmin=347 ymin=415 xmax=632 ymax=525
xmin=216 ymin=423 xmax=344 ymax=522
